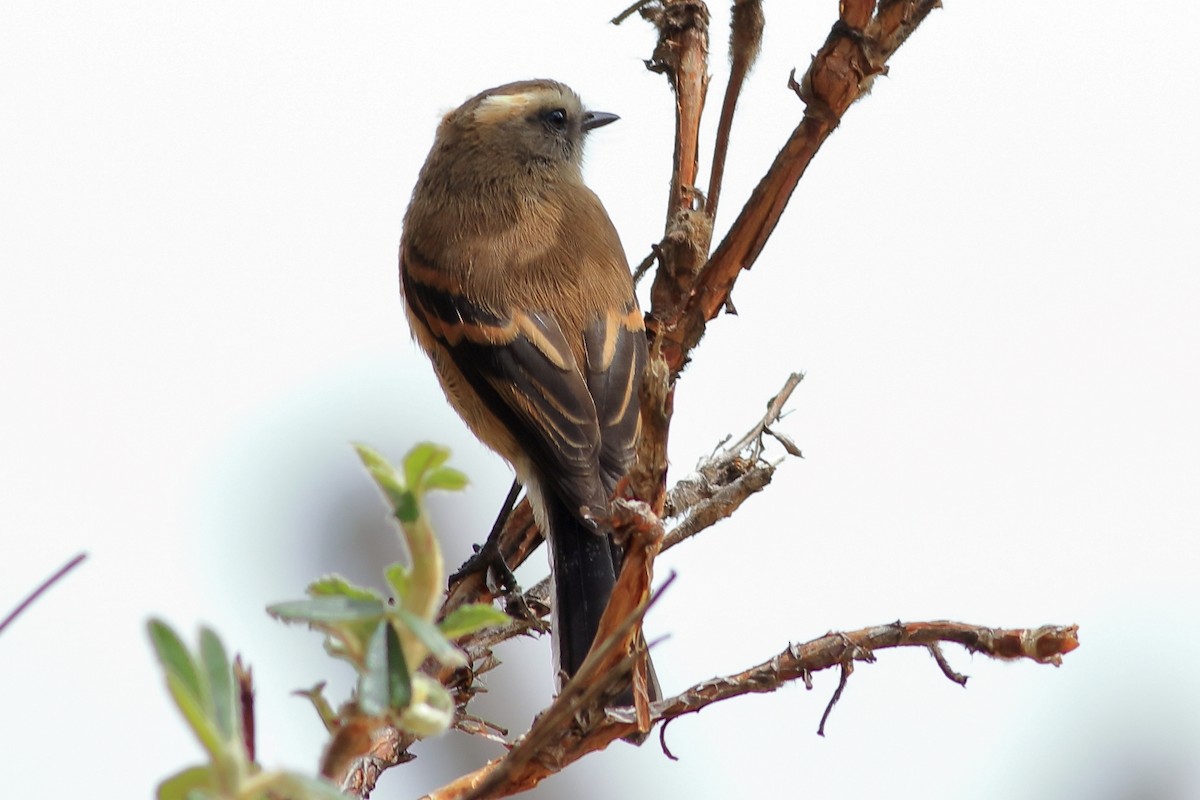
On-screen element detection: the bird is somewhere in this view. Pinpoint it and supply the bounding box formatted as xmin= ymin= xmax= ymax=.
xmin=399 ymin=79 xmax=652 ymax=700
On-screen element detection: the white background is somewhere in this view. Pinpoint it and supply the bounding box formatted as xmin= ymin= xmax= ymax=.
xmin=2 ymin=2 xmax=1198 ymax=797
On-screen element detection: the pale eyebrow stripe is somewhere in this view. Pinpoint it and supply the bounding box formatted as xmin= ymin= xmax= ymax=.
xmin=474 ymin=91 xmax=541 ymax=124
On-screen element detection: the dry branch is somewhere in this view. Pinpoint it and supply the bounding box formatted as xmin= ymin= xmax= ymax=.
xmin=662 ymin=371 xmax=802 ymax=548
xmin=422 ymin=621 xmax=1079 ymax=799
xmin=649 ymin=0 xmax=943 ymax=381
xmin=0 ymin=552 xmax=87 ymax=636
xmin=651 ymin=621 xmax=1080 ymax=741
xmin=705 ymin=0 xmax=764 ymax=221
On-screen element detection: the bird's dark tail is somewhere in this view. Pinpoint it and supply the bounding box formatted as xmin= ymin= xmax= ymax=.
xmin=547 ymin=492 xmax=618 ymax=681
xmin=546 ymin=492 xmax=659 ymax=705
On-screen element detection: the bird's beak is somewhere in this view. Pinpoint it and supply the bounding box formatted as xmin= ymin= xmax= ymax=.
xmin=582 ymin=111 xmax=620 ymax=131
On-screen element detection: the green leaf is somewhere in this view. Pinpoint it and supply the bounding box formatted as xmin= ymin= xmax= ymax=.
xmin=423 ymin=467 xmax=468 ymax=492
xmin=293 ymin=683 xmax=338 ymax=733
xmin=403 ymin=442 xmax=451 ymax=491
xmin=385 ymin=621 xmax=412 ymax=710
xmin=354 ymin=443 xmax=408 ymax=508
xmin=438 ymin=603 xmax=510 ymax=639
xmin=156 ymin=765 xmax=213 ymax=800
xmin=306 ymin=574 xmax=383 ymax=602
xmin=165 ymin=671 xmax=224 ymax=760
xmin=198 ymin=628 xmax=236 ymax=742
xmin=384 ymin=563 xmax=411 ymax=604
xmin=148 ymin=619 xmax=205 ymax=710
xmin=269 ymin=593 xmax=384 ymax=669
xmin=359 ymin=620 xmax=412 ymax=716
xmin=352 ymin=442 xmax=391 ymax=475
xmin=267 ymin=597 xmax=386 ymax=625
xmin=395 ymin=489 xmax=420 ymax=523
xmin=393 ymin=607 xmax=466 ymax=667
xmin=358 ymin=622 xmax=389 ymax=716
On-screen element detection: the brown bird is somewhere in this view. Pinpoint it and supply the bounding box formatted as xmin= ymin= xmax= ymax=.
xmin=399 ymin=80 xmax=651 ymax=696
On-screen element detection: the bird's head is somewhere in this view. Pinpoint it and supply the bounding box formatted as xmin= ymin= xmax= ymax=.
xmin=438 ymin=80 xmax=619 ymax=177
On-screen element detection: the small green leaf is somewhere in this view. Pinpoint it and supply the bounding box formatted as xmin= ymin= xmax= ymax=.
xmin=393 ymin=607 xmax=466 ymax=667
xmin=293 ymin=683 xmax=338 ymax=734
xmin=352 ymin=442 xmax=391 ymax=475
xmin=354 ymin=443 xmax=408 ymax=508
xmin=439 ymin=603 xmax=511 ymax=639
xmin=267 ymin=597 xmax=386 ymax=625
xmin=384 ymin=563 xmax=411 ymax=604
xmin=360 ymin=620 xmax=412 ymax=716
xmin=198 ymin=628 xmax=236 ymax=742
xmin=385 ymin=621 xmax=412 ymax=710
xmin=358 ymin=622 xmax=388 ymax=716
xmin=395 ymin=489 xmax=420 ymax=523
xmin=148 ymin=619 xmax=205 ymax=709
xmin=306 ymin=574 xmax=383 ymax=602
xmin=156 ymin=765 xmax=213 ymax=800
xmin=403 ymin=442 xmax=451 ymax=490
xmin=165 ymin=671 xmax=224 ymax=760
xmin=423 ymin=467 xmax=468 ymax=492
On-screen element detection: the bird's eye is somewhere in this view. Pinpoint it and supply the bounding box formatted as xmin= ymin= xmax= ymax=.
xmin=543 ymin=108 xmax=568 ymax=130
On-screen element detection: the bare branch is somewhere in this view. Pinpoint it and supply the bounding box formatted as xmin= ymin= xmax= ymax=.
xmin=662 ymin=464 xmax=772 ymax=549
xmin=817 ymin=661 xmax=853 ymax=737
xmin=648 ymin=0 xmax=944 ymax=381
xmin=727 ymin=371 xmax=803 ymax=455
xmin=649 ymin=621 xmax=1079 ymax=728
xmin=927 ymin=642 xmax=969 ymax=686
xmin=631 ymin=241 xmax=664 ymax=286
xmin=662 ymin=371 xmax=802 ymax=546
xmin=705 ymin=0 xmax=764 ymax=221
xmin=424 ymin=620 xmax=1079 ymax=799
xmin=630 ymin=336 xmax=674 ymax=513
xmin=0 ymin=552 xmax=87 ymax=636
xmin=611 ymin=0 xmax=656 ymax=25
xmin=643 ymin=0 xmax=711 ymax=223
xmin=334 ymin=725 xmax=413 ymax=796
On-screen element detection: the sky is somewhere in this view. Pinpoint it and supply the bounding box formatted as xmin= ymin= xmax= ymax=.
xmin=2 ymin=1 xmax=1199 ymax=798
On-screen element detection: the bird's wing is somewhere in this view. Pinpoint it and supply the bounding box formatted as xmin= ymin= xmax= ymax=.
xmin=582 ymin=299 xmax=647 ymax=493
xmin=402 ymin=246 xmax=608 ymax=520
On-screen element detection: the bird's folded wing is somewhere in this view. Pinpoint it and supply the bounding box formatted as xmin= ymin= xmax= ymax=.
xmin=583 ymin=300 xmax=647 ymax=493
xmin=402 ymin=248 xmax=608 ymax=519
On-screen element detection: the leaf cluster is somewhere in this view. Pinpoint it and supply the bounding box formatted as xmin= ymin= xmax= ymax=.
xmin=150 ymin=444 xmax=507 ymax=798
